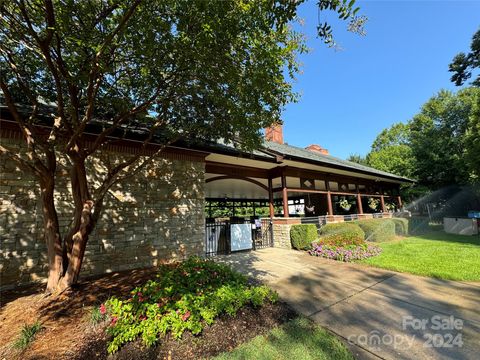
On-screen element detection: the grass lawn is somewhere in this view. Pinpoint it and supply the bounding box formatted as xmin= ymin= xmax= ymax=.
xmin=214 ymin=317 xmax=353 ymax=360
xmin=360 ymin=231 xmax=480 ymax=281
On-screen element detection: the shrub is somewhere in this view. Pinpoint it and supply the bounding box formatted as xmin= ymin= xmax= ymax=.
xmin=354 ymin=219 xmax=396 ymax=242
xmin=391 ymin=218 xmax=409 ymax=236
xmin=309 ymin=243 xmax=382 ymax=262
xmin=318 ymin=223 xmax=365 ymax=246
xmin=290 ymin=224 xmax=318 ymax=250
xmin=13 ymin=321 xmax=42 ymax=350
xmin=104 ymin=257 xmax=278 ymax=353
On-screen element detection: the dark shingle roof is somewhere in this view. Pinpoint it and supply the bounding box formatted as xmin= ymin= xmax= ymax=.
xmin=0 ymin=101 xmax=413 ymax=183
xmin=263 ymin=141 xmax=414 ymax=183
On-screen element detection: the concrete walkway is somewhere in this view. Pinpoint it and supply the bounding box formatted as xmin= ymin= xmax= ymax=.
xmin=216 ymin=248 xmax=480 ymax=360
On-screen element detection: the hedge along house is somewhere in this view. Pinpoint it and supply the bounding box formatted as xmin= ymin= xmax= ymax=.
xmin=0 ymin=106 xmax=413 ymax=289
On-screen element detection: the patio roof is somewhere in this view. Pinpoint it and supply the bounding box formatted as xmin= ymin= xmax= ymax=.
xmin=262 ymin=141 xmax=414 ymax=183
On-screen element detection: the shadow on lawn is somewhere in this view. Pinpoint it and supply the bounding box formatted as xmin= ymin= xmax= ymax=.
xmin=412 ymin=230 xmax=480 ymax=246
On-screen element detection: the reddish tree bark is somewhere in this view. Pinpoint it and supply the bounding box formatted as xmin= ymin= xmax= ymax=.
xmin=40 ymin=175 xmax=64 ymax=293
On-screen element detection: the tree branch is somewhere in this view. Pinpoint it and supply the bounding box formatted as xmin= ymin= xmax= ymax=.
xmin=0 ymin=79 xmax=51 ymax=175
xmin=0 ymin=144 xmax=38 ymax=175
xmin=76 ymin=0 xmax=142 ymax=142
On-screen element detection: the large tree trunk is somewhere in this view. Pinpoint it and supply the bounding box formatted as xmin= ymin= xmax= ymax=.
xmin=57 ymin=155 xmax=95 ymax=292
xmin=59 ymin=200 xmax=94 ymax=291
xmin=40 ymin=175 xmax=64 ymax=293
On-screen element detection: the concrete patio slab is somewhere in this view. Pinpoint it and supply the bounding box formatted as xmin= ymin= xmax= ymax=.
xmin=216 ymin=248 xmax=480 ymax=360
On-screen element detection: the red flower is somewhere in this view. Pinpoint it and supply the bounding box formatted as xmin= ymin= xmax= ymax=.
xmin=99 ymin=303 xmax=107 ymax=315
xmin=111 ymin=316 xmax=118 ymax=326
xmin=182 ymin=311 xmax=191 ymax=321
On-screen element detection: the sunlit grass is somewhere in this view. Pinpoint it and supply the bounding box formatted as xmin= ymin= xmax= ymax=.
xmin=214 ymin=317 xmax=353 ymax=360
xmin=360 ymin=231 xmax=480 ymax=281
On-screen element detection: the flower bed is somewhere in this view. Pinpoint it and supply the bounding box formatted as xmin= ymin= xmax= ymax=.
xmin=309 ymin=244 xmax=382 ymax=262
xmin=102 ymin=257 xmax=278 ymax=353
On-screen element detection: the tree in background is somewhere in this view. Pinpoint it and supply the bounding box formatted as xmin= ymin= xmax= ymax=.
xmin=409 ymin=88 xmax=480 ymax=187
xmin=360 ymin=89 xmax=479 ymax=203
xmin=346 ymin=153 xmax=368 ymax=166
xmin=449 ymin=28 xmax=480 ymax=87
xmin=366 ymin=123 xmax=415 ymax=179
xmin=463 ymin=94 xmax=480 ymax=179
xmin=0 ymin=0 xmax=365 ymax=293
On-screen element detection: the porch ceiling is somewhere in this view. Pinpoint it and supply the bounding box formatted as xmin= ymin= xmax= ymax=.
xmin=205 ymin=175 xmax=283 ymax=200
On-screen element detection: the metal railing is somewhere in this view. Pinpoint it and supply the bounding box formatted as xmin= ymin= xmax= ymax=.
xmin=301 ymin=216 xmax=328 ymax=227
xmin=344 ymin=214 xmax=359 ymax=221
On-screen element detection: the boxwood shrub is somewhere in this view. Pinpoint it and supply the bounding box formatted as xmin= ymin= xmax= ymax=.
xmin=391 ymin=218 xmax=409 ymax=236
xmin=318 ymin=223 xmax=365 ymax=246
xmin=290 ymin=224 xmax=318 ymax=250
xmin=354 ymin=219 xmax=396 ymax=242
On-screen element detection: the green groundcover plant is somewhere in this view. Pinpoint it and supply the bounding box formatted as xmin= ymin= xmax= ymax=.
xmin=103 ymin=257 xmax=278 ymax=353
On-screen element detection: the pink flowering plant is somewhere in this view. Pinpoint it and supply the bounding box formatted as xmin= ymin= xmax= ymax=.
xmin=309 ymin=243 xmax=382 ymax=262
xmin=103 ymin=257 xmax=278 ymax=353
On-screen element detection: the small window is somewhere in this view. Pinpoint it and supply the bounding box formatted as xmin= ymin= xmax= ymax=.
xmin=315 ymin=180 xmax=326 ymax=190
xmin=329 ymin=181 xmax=339 ymax=191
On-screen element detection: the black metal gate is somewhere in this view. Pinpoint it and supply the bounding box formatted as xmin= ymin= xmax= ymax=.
xmin=205 ymin=218 xmax=273 ymax=256
xmin=254 ymin=218 xmax=273 ymax=249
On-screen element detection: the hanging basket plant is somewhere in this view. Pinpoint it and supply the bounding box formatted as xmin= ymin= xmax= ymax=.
xmin=368 ymin=197 xmax=380 ymax=211
xmin=386 ymin=202 xmax=396 ymax=212
xmin=339 ymin=197 xmax=352 ymax=211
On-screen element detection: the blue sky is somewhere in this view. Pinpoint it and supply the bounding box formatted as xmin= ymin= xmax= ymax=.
xmin=282 ymin=0 xmax=480 ymax=159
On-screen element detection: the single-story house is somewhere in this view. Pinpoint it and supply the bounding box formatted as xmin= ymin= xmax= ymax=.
xmin=0 ymin=108 xmax=412 ymax=289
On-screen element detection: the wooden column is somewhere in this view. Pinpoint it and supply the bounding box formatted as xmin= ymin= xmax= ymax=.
xmin=281 ymin=175 xmax=289 ymax=217
xmin=357 ymin=193 xmax=363 ymax=214
xmin=356 ymin=184 xmax=363 ymax=214
xmin=326 ymin=179 xmax=334 ymax=215
xmin=327 ymin=192 xmax=333 ymax=215
xmin=268 ymin=178 xmax=274 ymax=218
xmin=380 ymin=195 xmax=386 ymax=213
xmin=397 ymin=195 xmax=403 ymax=209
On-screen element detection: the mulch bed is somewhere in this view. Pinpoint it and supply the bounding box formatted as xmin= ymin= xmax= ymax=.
xmin=0 ymin=267 xmax=297 ymax=360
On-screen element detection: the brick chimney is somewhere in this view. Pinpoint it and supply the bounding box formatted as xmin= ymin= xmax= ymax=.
xmin=306 ymin=144 xmax=329 ymax=155
xmin=265 ymin=124 xmax=284 ymax=144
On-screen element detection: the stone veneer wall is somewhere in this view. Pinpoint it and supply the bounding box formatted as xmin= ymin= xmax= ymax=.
xmin=0 ymin=137 xmax=206 ymax=290
xmin=272 ymin=224 xmax=292 ymax=249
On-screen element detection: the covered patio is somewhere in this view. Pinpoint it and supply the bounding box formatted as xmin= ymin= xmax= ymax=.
xmin=205 ymin=160 xmax=405 ymax=220
xmin=199 ymin=125 xmax=413 ymax=255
